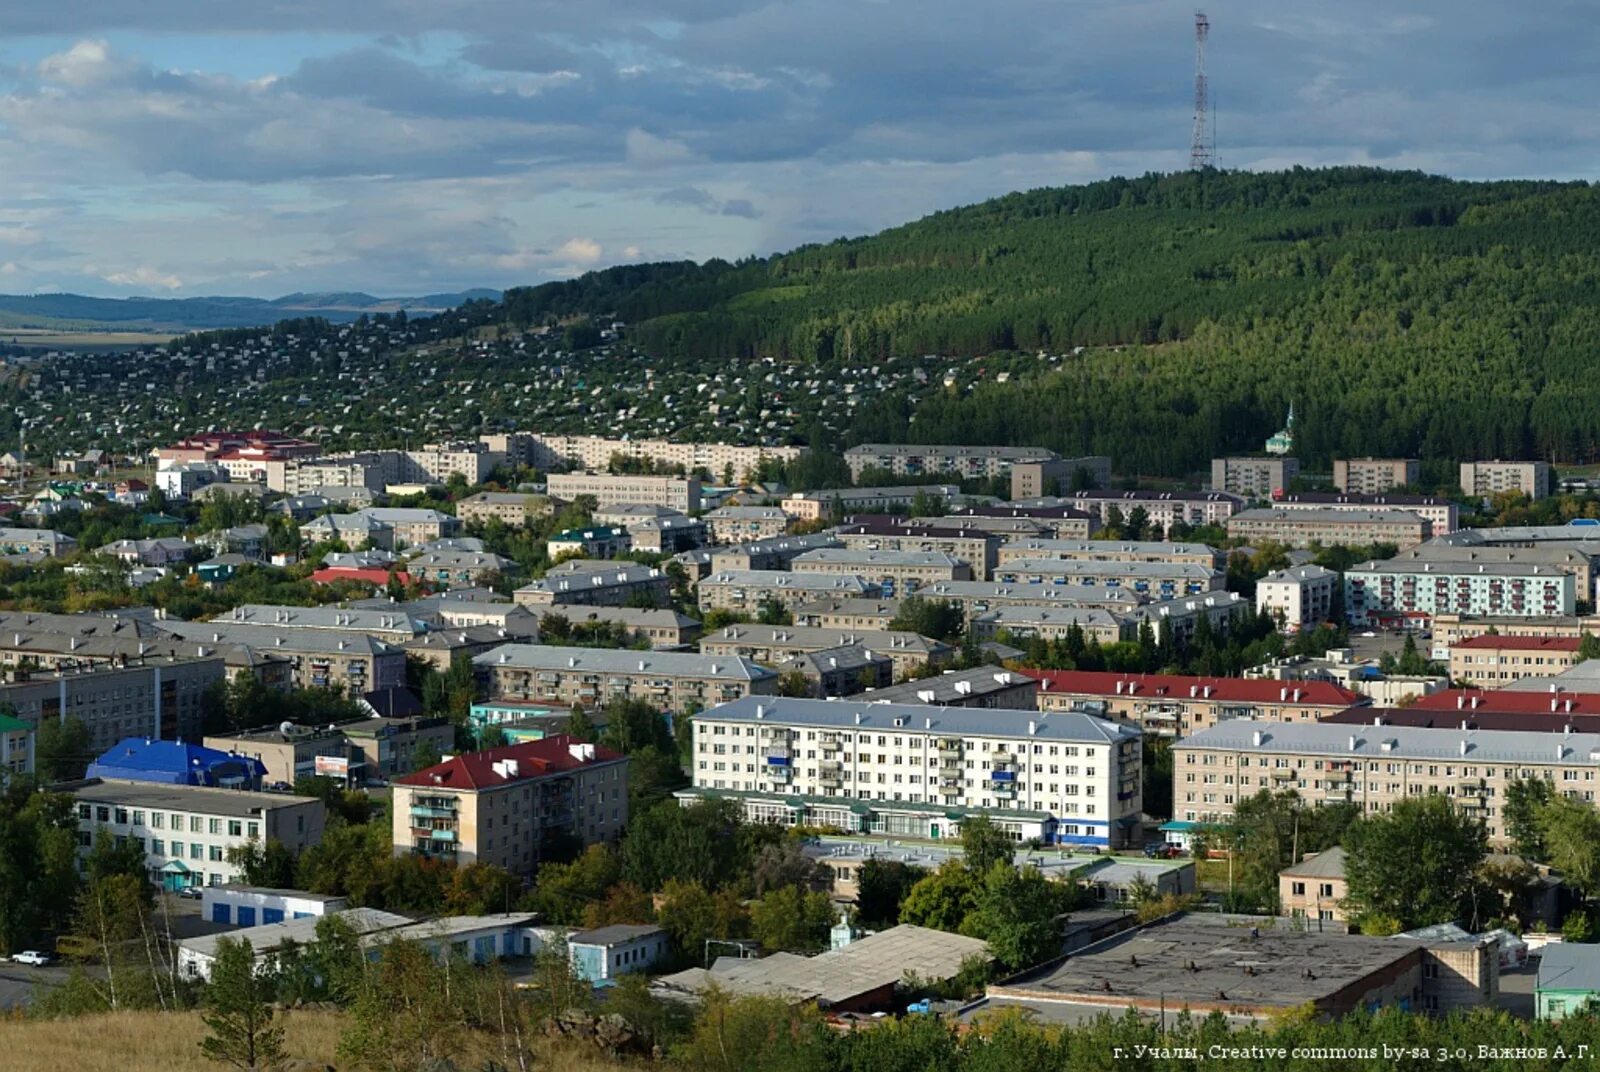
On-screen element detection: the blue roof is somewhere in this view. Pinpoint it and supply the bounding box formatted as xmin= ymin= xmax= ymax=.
xmin=87 ymin=738 xmax=267 ymax=787
xmin=1159 ymin=820 xmax=1202 ymax=832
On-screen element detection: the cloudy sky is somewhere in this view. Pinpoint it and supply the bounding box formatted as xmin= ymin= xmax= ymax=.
xmin=0 ymin=2 xmax=1595 ymax=298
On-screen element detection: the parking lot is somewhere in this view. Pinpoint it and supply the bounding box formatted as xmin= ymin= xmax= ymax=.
xmin=0 ymin=959 xmax=81 ymax=1010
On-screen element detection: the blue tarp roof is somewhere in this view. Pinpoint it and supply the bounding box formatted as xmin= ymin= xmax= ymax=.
xmin=87 ymin=737 xmax=267 ymax=787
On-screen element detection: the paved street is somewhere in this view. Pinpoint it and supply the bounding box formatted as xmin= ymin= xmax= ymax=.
xmin=0 ymin=960 xmax=79 ymax=1010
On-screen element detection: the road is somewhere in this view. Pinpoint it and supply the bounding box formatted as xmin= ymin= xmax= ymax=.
xmin=0 ymin=960 xmax=80 ymax=1010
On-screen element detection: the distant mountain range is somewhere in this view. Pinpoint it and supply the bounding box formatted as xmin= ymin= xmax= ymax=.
xmin=0 ymin=288 xmax=502 ymax=333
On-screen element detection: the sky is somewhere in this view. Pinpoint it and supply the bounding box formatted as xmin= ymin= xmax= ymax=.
xmin=0 ymin=2 xmax=1596 ymax=298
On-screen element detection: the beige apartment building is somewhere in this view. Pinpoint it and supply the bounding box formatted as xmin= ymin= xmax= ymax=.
xmin=905 ymin=580 xmax=1144 ymax=622
xmin=1172 ymin=719 xmax=1600 ymax=845
xmin=1210 ymin=457 xmax=1299 ymax=499
xmin=545 ymin=472 xmax=702 ymax=513
xmin=992 ymin=557 xmax=1221 ymax=597
xmin=968 ymin=606 xmax=1128 ymax=646
xmin=156 ymin=622 xmax=407 ymax=693
xmin=0 ymin=657 xmax=226 ymax=752
xmin=704 ymin=506 xmax=790 ymax=543
xmin=486 ymin=433 xmax=801 ymax=481
xmin=1334 ymin=458 xmax=1420 ymax=495
xmin=1027 ymin=670 xmax=1363 ymax=736
xmin=473 ymin=644 xmax=778 ymax=712
xmin=1268 ymin=493 xmax=1460 ymax=535
xmin=1279 ymin=847 xmax=1351 ymax=923
xmin=791 ymin=548 xmax=973 ymax=593
xmin=1010 ymin=456 xmax=1114 ymax=499
xmin=456 ymin=492 xmax=560 ymax=527
xmin=698 ymin=624 xmax=953 ymax=679
xmin=536 ymin=607 xmax=702 ymax=649
xmin=1066 ymin=490 xmax=1243 ymax=533
xmin=696 ymin=570 xmax=882 ymax=613
xmin=843 ymin=444 xmax=1058 ymax=483
xmin=513 ymin=562 xmax=673 ymax=608
xmin=1448 ymin=636 xmax=1581 ymax=686
xmin=834 ymin=520 xmax=999 ymax=580
xmin=995 ymin=539 xmax=1222 ymax=570
xmin=1460 ymin=460 xmax=1553 ymax=501
xmin=392 ymin=736 xmax=630 ymax=876
xmin=944 ymin=505 xmax=1095 ymax=540
xmin=781 ymin=485 xmax=961 ymax=523
xmin=1225 ymin=508 xmax=1431 ymax=549
xmin=792 ymin=598 xmax=904 ymax=631
xmin=1256 ymin=564 xmax=1340 ymax=633
xmin=1429 ymin=613 xmax=1600 ymax=661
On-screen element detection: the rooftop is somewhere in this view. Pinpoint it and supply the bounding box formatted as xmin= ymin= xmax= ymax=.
xmin=995 ymin=558 xmax=1219 ymax=580
xmin=1279 ymin=847 xmax=1348 ymax=880
xmin=393 ymin=735 xmax=624 ymax=792
xmin=1452 ymin=635 xmax=1582 ymax=652
xmin=1537 ymin=943 xmax=1600 ymax=993
xmin=1229 ymin=508 xmax=1430 ymax=525
xmin=68 ymin=778 xmax=320 ymax=816
xmin=698 ymin=695 xmax=1138 ymax=745
xmin=862 ymin=667 xmax=1036 ymax=705
xmin=699 ymin=571 xmax=878 ymax=594
xmin=474 ymin=644 xmax=777 ymax=681
xmin=793 ymin=548 xmax=968 ymax=568
xmin=1025 ymin=670 xmax=1364 ymax=707
xmin=569 ymin=924 xmax=665 ymax=946
xmin=1175 ymin=718 xmax=1600 ymax=765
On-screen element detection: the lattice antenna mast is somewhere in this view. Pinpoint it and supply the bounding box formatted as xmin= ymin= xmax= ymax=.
xmin=1190 ymin=11 xmax=1213 ymax=170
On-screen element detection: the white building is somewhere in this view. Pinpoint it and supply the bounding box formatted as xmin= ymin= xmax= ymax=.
xmin=1344 ymin=560 xmax=1576 ymax=627
xmin=1256 ymin=564 xmax=1340 ymax=633
xmin=683 ymin=696 xmax=1143 ymax=848
xmin=200 ymin=885 xmax=350 ymax=928
xmin=70 ymin=779 xmax=327 ymax=892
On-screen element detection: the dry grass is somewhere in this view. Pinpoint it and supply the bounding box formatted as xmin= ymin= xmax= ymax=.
xmin=0 ymin=1009 xmax=629 ymax=1072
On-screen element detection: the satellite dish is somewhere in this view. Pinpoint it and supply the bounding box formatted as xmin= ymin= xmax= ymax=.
xmin=279 ymin=721 xmax=296 ymax=736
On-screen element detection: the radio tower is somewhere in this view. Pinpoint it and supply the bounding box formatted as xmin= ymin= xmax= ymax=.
xmin=1190 ymin=11 xmax=1213 ymax=170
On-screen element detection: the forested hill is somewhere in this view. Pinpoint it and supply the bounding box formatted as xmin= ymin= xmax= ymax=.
xmin=497 ymin=167 xmax=1600 ymax=475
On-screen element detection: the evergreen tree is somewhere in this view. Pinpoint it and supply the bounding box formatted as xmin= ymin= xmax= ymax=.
xmin=200 ymin=937 xmax=285 ymax=1072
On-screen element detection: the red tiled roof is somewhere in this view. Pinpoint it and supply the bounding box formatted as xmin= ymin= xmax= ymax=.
xmin=1021 ymin=669 xmax=1364 ymax=707
xmin=311 ymin=567 xmax=412 ymax=587
xmin=1451 ymin=635 xmax=1582 ymax=652
xmin=393 ymin=734 xmax=623 ymax=791
xmin=1410 ymin=688 xmax=1600 ymax=715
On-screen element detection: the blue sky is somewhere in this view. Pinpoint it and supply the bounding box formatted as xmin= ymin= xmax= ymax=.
xmin=0 ymin=1 xmax=1596 ymax=298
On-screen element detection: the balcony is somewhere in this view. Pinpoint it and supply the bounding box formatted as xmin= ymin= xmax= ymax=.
xmin=819 ymin=770 xmax=844 ymax=786
xmin=821 ymin=737 xmax=842 ymax=753
xmin=410 ymin=805 xmax=457 ymax=820
xmin=939 ymin=783 xmax=962 ymax=797
xmin=1270 ymin=769 xmax=1295 ymax=781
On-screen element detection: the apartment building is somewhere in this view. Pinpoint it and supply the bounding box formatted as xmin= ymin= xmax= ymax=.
xmin=1026 ymin=670 xmax=1364 ymax=737
xmin=269 ymin=457 xmax=385 ymax=496
xmin=302 ymin=508 xmax=460 ymax=551
xmin=0 ymin=713 xmax=34 ymax=781
xmin=402 ymin=626 xmax=535 ymax=672
xmin=547 ymin=526 xmax=632 ymax=560
xmin=537 ymin=607 xmax=702 ymax=649
xmin=1172 ymin=719 xmax=1600 ymax=844
xmin=835 ymin=518 xmax=999 ymax=580
xmin=513 ymin=562 xmax=672 ymax=608
xmin=1010 ymin=456 xmax=1114 ymax=499
xmin=772 ymin=646 xmax=893 ymax=698
xmin=0 ymin=657 xmax=226 ymax=751
xmin=1278 ymin=848 xmax=1351 ymax=924
xmin=1126 ymin=592 xmax=1252 ymax=647
xmin=675 ymin=533 xmax=843 ymax=581
xmin=545 ymin=472 xmax=702 ymax=513
xmin=704 ymin=506 xmax=790 ymax=543
xmin=626 ymin=515 xmax=708 ymax=555
xmin=1334 ymin=458 xmax=1420 ymax=495
xmin=486 ymin=433 xmax=801 ymax=481
xmin=1210 ymin=457 xmax=1299 ymax=499
xmin=945 ymin=504 xmax=1095 ymax=539
xmin=456 ymin=492 xmax=560 ymax=527
xmin=863 ymin=667 xmax=1039 ymax=709
xmin=209 ymin=604 xmax=422 ymax=642
xmin=70 ymin=778 xmax=326 ymax=890
xmin=405 ymin=550 xmax=518 ymax=588
xmin=995 ymin=539 xmax=1222 ymax=570
xmin=156 ymin=621 xmax=407 ymax=693
xmin=154 ymin=431 xmax=320 ymax=468
xmin=1345 ymin=561 xmax=1577 ymax=628
xmin=202 ymin=723 xmax=357 ymax=787
xmin=1268 ymin=493 xmax=1460 ymax=535
xmin=843 ymin=444 xmax=1058 ymax=482
xmin=792 ymin=598 xmax=904 ymax=631
xmin=684 ymin=696 xmax=1142 ymax=847
xmin=1461 ymin=460 xmax=1552 ymax=501
xmin=393 ymin=736 xmax=629 ymax=876
xmin=791 ymin=548 xmax=974 ymax=594
xmin=0 ymin=527 xmax=77 ymax=557
xmin=474 ymin=644 xmax=778 ymax=712
xmin=1066 ymin=490 xmax=1244 ymax=533
xmin=1389 ymin=544 xmax=1597 ymax=603
xmin=1226 ymin=508 xmax=1431 ymax=549
xmin=698 ymin=624 xmax=953 ymax=680
xmin=968 ymin=606 xmax=1129 ymax=646
xmin=406 ymin=441 xmax=506 ymax=485
xmin=781 ymin=485 xmax=962 ymax=523
xmin=1429 ymin=613 xmax=1600 ymax=662
xmin=697 ymin=570 xmax=882 ymax=613
xmin=1448 ymin=636 xmax=1582 ymax=686
xmin=991 ymin=557 xmax=1222 ymax=598
xmin=908 ymin=580 xmax=1143 ymax=623
xmin=1256 ymin=564 xmax=1340 ymax=633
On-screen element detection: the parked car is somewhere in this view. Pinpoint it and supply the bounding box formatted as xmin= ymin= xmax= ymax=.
xmin=176 ymin=886 xmax=204 ymax=900
xmin=11 ymin=951 xmax=52 ymax=966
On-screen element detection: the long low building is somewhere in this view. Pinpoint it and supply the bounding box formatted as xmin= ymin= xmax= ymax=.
xmin=995 ymin=539 xmax=1222 ymax=569
xmin=792 ymin=598 xmax=904 ymax=631
xmin=1225 ymin=507 xmax=1431 ymax=549
xmin=474 ymin=644 xmax=778 ymax=712
xmin=1345 ymin=560 xmax=1577 ymax=627
xmin=1063 ymin=490 xmax=1243 ymax=533
xmin=697 ymin=570 xmax=882 ymax=612
xmin=1026 ymin=670 xmax=1365 ymax=736
xmin=1171 ymin=718 xmax=1600 ymax=844
xmin=1393 ymin=543 xmax=1598 ymax=603
xmin=909 ymin=580 xmax=1144 ymax=622
xmin=0 ymin=657 xmax=225 ymax=752
xmin=835 ymin=518 xmax=999 ymax=580
xmin=1429 ymin=613 xmax=1600 ymax=662
xmin=676 ymin=534 xmax=844 ymax=581
xmin=969 ymin=606 xmax=1129 ymax=646
xmin=156 ymin=621 xmax=407 ymax=692
xmin=791 ymin=547 xmax=973 ymax=593
xmin=1269 ymin=492 xmax=1460 ymax=535
xmin=861 ymin=666 xmax=1038 ymax=709
xmin=683 ymin=695 xmax=1143 ymax=847
xmin=781 ymin=485 xmax=963 ymax=522
xmin=1448 ymin=635 xmax=1582 ymax=687
xmin=945 ymin=504 xmax=1094 ymax=539
xmin=843 ymin=443 xmax=1057 ymax=482
xmin=697 ymin=624 xmax=952 ymax=679
xmin=991 ymin=557 xmax=1222 ymax=598
xmin=544 ymin=472 xmax=701 ymax=513
xmin=513 ymin=562 xmax=673 ymax=608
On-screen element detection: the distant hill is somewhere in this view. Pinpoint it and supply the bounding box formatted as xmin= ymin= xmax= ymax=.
xmin=492 ymin=167 xmax=1600 ymax=474
xmin=0 ymin=288 xmax=501 ymax=332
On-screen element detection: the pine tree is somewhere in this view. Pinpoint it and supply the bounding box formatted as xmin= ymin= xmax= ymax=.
xmin=200 ymin=937 xmax=285 ymax=1072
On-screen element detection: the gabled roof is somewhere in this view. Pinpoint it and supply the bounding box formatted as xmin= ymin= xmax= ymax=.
xmin=392 ymin=734 xmax=623 ymax=792
xmin=1023 ymin=669 xmax=1364 ymax=707
xmin=1280 ymin=847 xmax=1347 ymax=880
xmin=1410 ymin=689 xmax=1600 ymax=715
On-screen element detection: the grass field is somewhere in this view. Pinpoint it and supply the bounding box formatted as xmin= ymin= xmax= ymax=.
xmin=0 ymin=1009 xmax=623 ymax=1072
xmin=3 ymin=329 xmax=175 ymax=350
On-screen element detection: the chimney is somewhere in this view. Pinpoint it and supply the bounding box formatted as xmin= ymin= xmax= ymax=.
xmin=1251 ymin=730 xmax=1263 ymax=747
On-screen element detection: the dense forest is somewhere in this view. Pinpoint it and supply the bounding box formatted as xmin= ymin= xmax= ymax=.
xmin=498 ymin=167 xmax=1600 ymax=475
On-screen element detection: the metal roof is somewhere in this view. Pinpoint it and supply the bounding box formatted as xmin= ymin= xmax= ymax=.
xmin=1176 ymin=718 xmax=1600 ymax=765
xmin=698 ymin=695 xmax=1138 ymax=744
xmin=473 ymin=643 xmax=777 ymax=681
xmin=1537 ymin=943 xmax=1600 ymax=994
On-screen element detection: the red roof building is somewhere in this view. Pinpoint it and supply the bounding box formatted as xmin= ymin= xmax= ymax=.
xmin=390 ymin=735 xmax=628 ymax=876
xmin=1447 ymin=636 xmax=1583 ymax=688
xmin=1324 ymin=704 xmax=1600 ymax=735
xmin=1023 ymin=669 xmax=1366 ymax=736
xmin=311 ymin=567 xmax=412 ymax=588
xmin=1409 ymin=688 xmax=1600 ymax=717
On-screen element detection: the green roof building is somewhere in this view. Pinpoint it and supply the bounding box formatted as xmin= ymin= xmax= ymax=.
xmin=0 ymin=711 xmax=35 ymax=782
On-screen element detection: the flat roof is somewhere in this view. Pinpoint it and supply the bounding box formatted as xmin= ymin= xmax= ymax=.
xmin=1537 ymin=943 xmax=1600 ymax=993
xmin=570 ymin=924 xmax=664 ymax=946
xmin=987 ymin=914 xmax=1420 ymax=1016
xmin=1176 ymin=718 xmax=1600 ymax=765
xmin=698 ymin=695 xmax=1138 ymax=745
xmin=70 ymin=778 xmax=320 ymax=817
